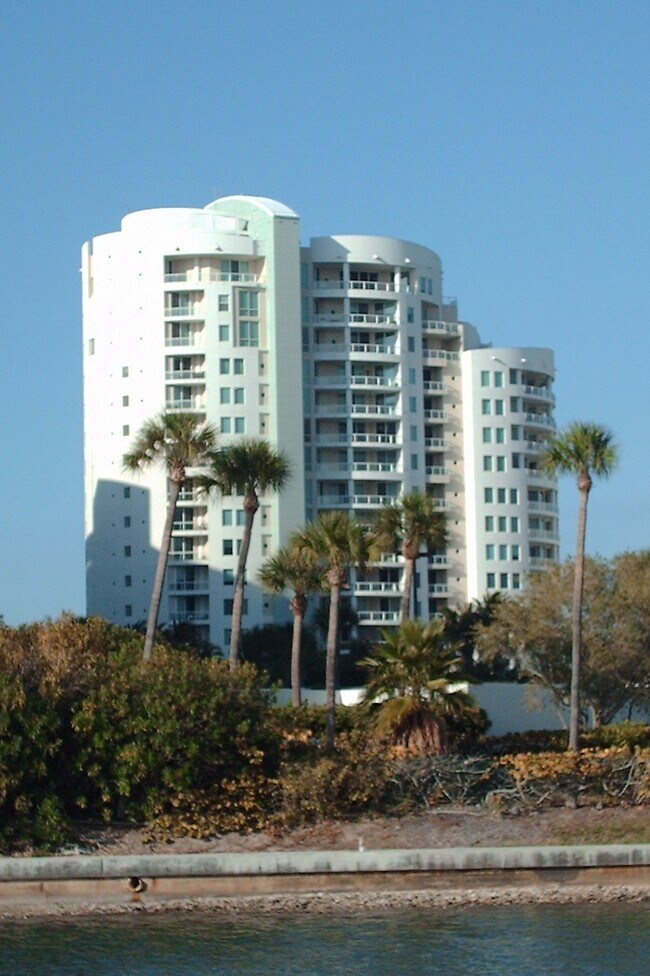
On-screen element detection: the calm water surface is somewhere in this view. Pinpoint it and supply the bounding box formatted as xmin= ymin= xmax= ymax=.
xmin=0 ymin=904 xmax=647 ymax=976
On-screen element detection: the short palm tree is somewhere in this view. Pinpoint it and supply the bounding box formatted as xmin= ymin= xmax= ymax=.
xmin=541 ymin=422 xmax=618 ymax=750
xmin=198 ymin=438 xmax=290 ymax=670
xmin=123 ymin=412 xmax=217 ymax=661
xmin=293 ymin=511 xmax=375 ymax=748
xmin=361 ymin=619 xmax=474 ymax=754
xmin=373 ymin=492 xmax=447 ymax=621
xmin=258 ymin=544 xmax=324 ymax=706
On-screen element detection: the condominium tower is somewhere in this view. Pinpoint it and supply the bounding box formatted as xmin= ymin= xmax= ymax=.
xmin=82 ymin=195 xmax=558 ymax=647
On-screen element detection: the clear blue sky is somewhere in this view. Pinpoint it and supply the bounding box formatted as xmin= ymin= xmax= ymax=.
xmin=0 ymin=0 xmax=647 ymax=625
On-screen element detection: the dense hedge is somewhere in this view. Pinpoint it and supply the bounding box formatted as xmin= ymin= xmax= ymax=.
xmin=1 ymin=616 xmax=649 ymax=850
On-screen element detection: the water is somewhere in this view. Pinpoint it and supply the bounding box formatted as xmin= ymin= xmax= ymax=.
xmin=0 ymin=904 xmax=647 ymax=975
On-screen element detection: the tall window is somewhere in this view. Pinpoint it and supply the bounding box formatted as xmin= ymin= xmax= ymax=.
xmin=238 ymin=291 xmax=260 ymax=346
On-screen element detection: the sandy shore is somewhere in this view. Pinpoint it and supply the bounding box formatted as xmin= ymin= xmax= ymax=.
xmin=1 ymin=883 xmax=649 ymax=920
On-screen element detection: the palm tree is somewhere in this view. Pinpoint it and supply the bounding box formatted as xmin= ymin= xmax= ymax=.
xmin=373 ymin=491 xmax=447 ymax=621
xmin=361 ymin=619 xmax=476 ymax=754
xmin=541 ymin=422 xmax=618 ymax=750
xmin=258 ymin=544 xmax=323 ymax=706
xmin=198 ymin=438 xmax=290 ymax=670
xmin=123 ymin=412 xmax=217 ymax=661
xmin=293 ymin=511 xmax=375 ymax=749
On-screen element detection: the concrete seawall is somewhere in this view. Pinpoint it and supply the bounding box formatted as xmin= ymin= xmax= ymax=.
xmin=1 ymin=845 xmax=650 ymax=917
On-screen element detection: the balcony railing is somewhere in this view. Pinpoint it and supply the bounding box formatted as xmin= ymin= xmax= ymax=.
xmin=423 ymin=381 xmax=445 ymax=392
xmin=349 ymin=280 xmax=393 ymax=292
xmin=354 ymin=582 xmax=401 ymax=594
xmin=350 ymin=374 xmax=399 ymax=387
xmin=421 ymin=348 xmax=460 ymax=362
xmin=164 ymin=305 xmax=204 ymax=319
xmin=165 ymin=370 xmax=206 ymax=381
xmin=349 ymin=313 xmax=394 ymax=325
xmin=425 ymin=437 xmax=447 ymax=448
xmin=422 ymin=320 xmax=459 ymax=335
xmin=171 ymin=611 xmax=210 ymax=623
xmin=167 ymin=580 xmax=209 ymax=592
xmin=425 ymin=466 xmax=449 ymax=478
xmin=524 ymin=413 xmax=555 ymax=427
xmin=315 ymin=403 xmax=348 ymax=415
xmin=352 ymin=462 xmax=401 ymax=474
xmin=166 ymin=399 xmax=206 ymax=412
xmin=313 ymin=280 xmax=344 ymax=290
xmin=314 ymin=375 xmax=347 ymax=387
xmin=357 ymin=610 xmax=401 ymax=624
xmin=424 ymin=409 xmax=445 ymax=420
xmin=350 ymin=342 xmax=396 ymax=355
xmin=350 ymin=403 xmax=398 ymax=416
xmin=527 ymin=499 xmax=559 ymax=513
xmin=350 ymin=433 xmax=399 ymax=445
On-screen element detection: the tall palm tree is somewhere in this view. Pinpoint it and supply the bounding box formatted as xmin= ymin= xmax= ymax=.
xmin=198 ymin=438 xmax=290 ymax=670
xmin=123 ymin=412 xmax=217 ymax=661
xmin=258 ymin=544 xmax=323 ymax=706
xmin=373 ymin=491 xmax=447 ymax=621
xmin=541 ymin=422 xmax=618 ymax=750
xmin=360 ymin=619 xmax=475 ymax=754
xmin=293 ymin=511 xmax=375 ymax=748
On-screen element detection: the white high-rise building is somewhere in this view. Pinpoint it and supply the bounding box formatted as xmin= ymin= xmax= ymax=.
xmin=83 ymin=196 xmax=558 ymax=648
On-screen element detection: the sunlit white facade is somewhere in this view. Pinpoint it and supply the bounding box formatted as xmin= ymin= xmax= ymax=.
xmin=83 ymin=196 xmax=558 ymax=646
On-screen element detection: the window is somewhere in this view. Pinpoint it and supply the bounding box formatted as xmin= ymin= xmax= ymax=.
xmin=221 ymin=417 xmax=233 ymax=433
xmin=512 ymin=453 xmax=521 ymax=469
xmin=494 ymin=371 xmax=503 ymax=387
xmin=496 ymin=456 xmax=505 ymax=472
xmin=500 ymin=573 xmax=509 ymax=588
xmin=236 ymin=510 xmax=246 ymax=526
xmin=499 ymin=544 xmax=508 ymax=560
xmin=239 ymin=320 xmax=259 ymax=347
xmin=122 ymin=395 xmax=129 ymax=407
xmin=495 ymin=399 xmax=504 ymax=416
xmin=511 ymin=516 xmax=520 ymax=532
xmin=124 ymin=516 xmax=131 ymax=528
xmin=407 ymin=307 xmax=415 ymax=323
xmin=482 ymin=428 xmax=492 ymax=444
xmin=124 ymin=575 xmax=132 ymax=587
xmin=409 ymin=396 xmax=417 ymax=412
xmin=88 ymin=338 xmax=95 ymax=355
xmin=125 ymin=605 xmax=132 ymax=618
xmin=495 ymin=427 xmax=505 ymax=443
xmin=512 ymin=573 xmax=521 ymax=589
xmin=408 ymin=368 xmax=416 ymax=384
xmin=484 ymin=488 xmax=494 ymax=503
xmin=122 ymin=366 xmax=129 ymax=377
xmin=487 ymin=573 xmax=496 ymax=589
xmin=223 ymin=539 xmax=233 ymax=556
xmin=510 ymin=397 xmax=520 ymax=412
xmin=509 ymin=369 xmax=519 ymax=384
xmin=481 ymin=399 xmax=491 ymax=415
xmin=123 ymin=486 xmax=130 ymax=498
xmin=410 ymin=425 xmax=417 ymax=441
xmin=224 ymin=599 xmax=234 ymax=616
xmin=234 ymin=359 xmax=244 ymax=374
xmin=222 ymin=510 xmax=233 ymax=526
xmin=234 ymin=417 xmax=245 ymax=434
xmin=498 ymin=516 xmax=507 ymax=531
xmin=512 ymin=544 xmax=520 ymax=561
xmin=481 ymin=370 xmax=490 ymax=387
xmin=510 ymin=488 xmax=519 ymax=503
xmin=511 ymin=424 xmax=521 ymax=440
xmin=234 ymin=387 xmax=245 ymax=404
xmin=483 ymin=456 xmax=493 ymax=471
xmin=220 ymin=358 xmax=230 ymax=374
xmin=411 ymin=454 xmax=418 ymax=470
xmin=220 ymin=388 xmax=231 ymax=404
xmin=407 ymin=336 xmax=415 ymax=352
xmin=497 ymin=488 xmax=506 ymax=503
xmin=219 ymin=324 xmax=229 ymax=341
xmin=122 ymin=425 xmax=129 ymax=436
xmin=485 ymin=516 xmax=494 ymax=531
xmin=218 ymin=294 xmax=229 ymax=311
xmin=223 ymin=569 xmax=234 ymax=585
xmin=486 ymin=544 xmax=495 ymax=560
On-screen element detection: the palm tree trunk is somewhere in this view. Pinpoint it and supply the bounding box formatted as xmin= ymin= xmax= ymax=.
xmin=289 ymin=594 xmax=307 ymax=707
xmin=325 ymin=580 xmax=340 ymax=750
xmin=230 ymin=503 xmax=256 ymax=670
xmin=569 ymin=481 xmax=590 ymax=750
xmin=143 ymin=479 xmax=180 ymax=661
xmin=400 ymin=557 xmax=414 ymax=621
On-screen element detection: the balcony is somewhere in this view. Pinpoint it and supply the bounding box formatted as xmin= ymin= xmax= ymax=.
xmin=529 ymin=528 xmax=560 ymax=541
xmin=172 ymin=517 xmax=208 ymax=532
xmin=523 ymin=385 xmax=554 ymax=402
xmin=317 ymin=494 xmax=350 ymax=507
xmin=350 ymin=432 xmax=399 ymax=445
xmin=314 ymin=375 xmax=347 ymax=387
xmin=351 ymin=493 xmax=397 ymax=506
xmin=164 ymin=270 xmax=260 ymax=284
xmin=165 ymin=370 xmax=206 ymax=381
xmin=171 ymin=611 xmax=210 ymax=623
xmin=164 ymin=305 xmax=204 ymax=319
xmin=352 ymin=462 xmax=402 ymax=474
xmin=169 ymin=549 xmax=208 ymax=563
xmin=423 ymin=380 xmax=445 ymax=392
xmin=349 ymin=313 xmax=394 ymax=325
xmin=424 ymin=408 xmax=446 ymax=420
xmin=357 ymin=610 xmax=401 ymax=624
xmin=313 ymin=315 xmax=347 ymax=325
xmin=524 ymin=413 xmax=555 ymax=428
xmin=350 ymin=403 xmax=398 ymax=417
xmin=349 ymin=342 xmax=397 ymax=355
xmin=424 ymin=437 xmax=447 ymax=448
xmin=167 ymin=579 xmax=209 ymax=593
xmin=425 ymin=466 xmax=449 ymax=479
xmin=314 ymin=402 xmax=349 ymax=416
xmin=312 ymin=280 xmax=344 ymax=290
xmin=527 ymin=498 xmax=559 ymax=513
xmin=354 ymin=581 xmax=401 ymax=594
xmin=429 ymin=583 xmax=449 ymax=595
xmin=350 ymin=374 xmax=399 ymax=388
xmin=349 ymin=280 xmax=393 ymax=292
xmin=422 ymin=348 xmax=459 ymax=362
xmin=165 ymin=398 xmax=206 ymax=413
xmin=422 ymin=320 xmax=459 ymax=336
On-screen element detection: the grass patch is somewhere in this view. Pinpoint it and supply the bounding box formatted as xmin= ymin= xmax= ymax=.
xmin=553 ymin=817 xmax=650 ymax=846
